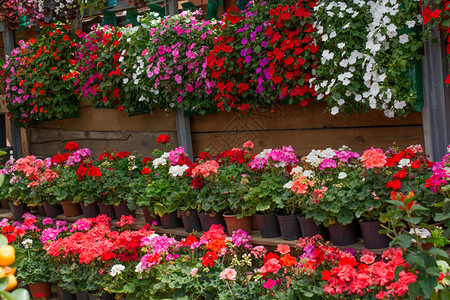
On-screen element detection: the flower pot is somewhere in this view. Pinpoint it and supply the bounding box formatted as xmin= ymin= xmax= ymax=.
xmin=61 ymin=200 xmax=83 ymax=217
xmin=298 ymin=216 xmax=329 ymax=240
xmin=113 ymin=202 xmax=136 ymax=219
xmin=277 ymin=214 xmax=302 ymax=240
xmin=359 ymin=220 xmax=391 ymax=249
xmin=160 ymin=212 xmax=181 ymax=229
xmin=88 ymin=292 xmax=115 ymax=300
xmin=43 ymin=202 xmax=63 ymax=218
xmin=256 ymin=213 xmax=281 ymax=238
xmin=180 ymin=210 xmax=202 ymax=233
xmin=37 ymin=204 xmax=46 ymax=217
xmin=251 ymin=214 xmax=259 ymax=230
xmin=223 ymin=214 xmax=251 ymax=235
xmin=8 ymin=200 xmax=29 ymax=220
xmin=81 ymin=203 xmax=100 ymax=218
xmin=198 ymin=212 xmax=224 ymax=231
xmin=76 ymin=290 xmax=89 ymax=300
xmin=1 ymin=199 xmax=9 ymax=209
xmin=57 ymin=286 xmax=77 ymax=300
xmin=97 ymin=203 xmax=117 ymax=220
xmin=328 ymin=221 xmax=358 ymax=246
xmin=143 ymin=207 xmax=160 ymax=225
xmin=29 ymin=282 xmax=52 ymax=300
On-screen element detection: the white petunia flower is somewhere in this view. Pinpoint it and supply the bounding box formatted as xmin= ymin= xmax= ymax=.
xmin=399 ymin=34 xmax=409 ymax=44
xmin=406 ymin=20 xmax=416 ymax=28
xmin=329 ymin=31 xmax=337 ymax=38
xmin=110 ymin=264 xmax=125 ymax=277
xmin=331 ymin=106 xmax=339 ymax=115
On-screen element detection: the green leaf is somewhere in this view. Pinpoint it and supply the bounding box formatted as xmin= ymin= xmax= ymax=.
xmin=394 ymin=233 xmax=412 ymax=248
xmin=10 ymin=289 xmax=30 ymax=300
xmin=11 ymin=254 xmax=25 ymax=268
xmin=0 ymin=235 xmax=8 ymax=247
xmin=434 ymin=212 xmax=450 ymax=222
xmin=428 ymin=248 xmax=449 ymax=259
xmin=419 ymin=276 xmax=438 ymax=298
xmin=0 ymin=291 xmax=15 ymax=300
xmin=0 ymin=277 xmax=9 ymax=291
xmin=426 ymin=266 xmax=441 ymax=276
xmin=404 ymin=216 xmax=422 ymax=225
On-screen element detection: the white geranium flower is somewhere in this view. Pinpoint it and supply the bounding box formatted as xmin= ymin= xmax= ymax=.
xmin=22 ymin=238 xmax=33 ymax=249
xmin=384 ymin=110 xmax=395 ymax=118
xmin=135 ymin=262 xmax=144 ymax=273
xmin=303 ymin=170 xmax=315 ymax=178
xmin=283 ymin=181 xmax=294 ymax=189
xmin=338 ymin=172 xmax=347 ymax=179
xmin=110 ymin=264 xmax=125 ymax=277
xmin=321 ymin=148 xmax=336 ymax=159
xmin=409 ymin=228 xmax=431 ymax=243
xmin=290 ymin=166 xmax=303 ymax=175
xmin=399 ymin=34 xmax=409 ymax=44
xmin=398 ymin=158 xmax=411 ymax=168
xmin=169 ymin=165 xmax=189 ymax=178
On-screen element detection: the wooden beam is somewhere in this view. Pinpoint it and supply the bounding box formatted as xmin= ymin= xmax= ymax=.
xmin=2 ymin=28 xmax=23 ymax=159
xmin=422 ymin=27 xmax=450 ymax=161
xmin=168 ymin=0 xmax=179 ymax=16
xmin=176 ymin=108 xmax=194 ymax=159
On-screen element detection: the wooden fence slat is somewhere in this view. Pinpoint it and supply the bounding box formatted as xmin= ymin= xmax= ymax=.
xmin=192 ymin=125 xmax=424 ymax=157
xmin=191 ymin=103 xmax=423 ymax=133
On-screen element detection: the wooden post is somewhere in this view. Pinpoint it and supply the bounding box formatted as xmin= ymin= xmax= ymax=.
xmin=422 ymin=27 xmax=450 ymax=162
xmin=2 ymin=28 xmax=23 ymax=159
xmin=168 ymin=0 xmax=194 ymax=158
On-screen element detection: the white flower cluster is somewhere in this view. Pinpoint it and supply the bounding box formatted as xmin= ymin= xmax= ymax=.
xmin=409 ymin=227 xmax=431 ymax=243
xmin=153 ymin=153 xmax=169 ymax=168
xmin=168 ymin=164 xmax=189 ymax=178
xmin=305 ymin=148 xmax=336 ymax=167
xmin=22 ymin=238 xmax=33 ymax=249
xmin=110 ymin=264 xmax=125 ymax=277
xmin=314 ymin=0 xmax=421 ymax=118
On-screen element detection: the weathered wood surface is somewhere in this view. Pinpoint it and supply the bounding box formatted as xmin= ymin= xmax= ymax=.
xmin=190 ymin=102 xmax=424 ymax=156
xmin=29 ymin=102 xmax=424 ymax=159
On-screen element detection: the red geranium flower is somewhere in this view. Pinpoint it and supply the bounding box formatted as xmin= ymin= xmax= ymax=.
xmin=87 ymin=167 xmax=102 ymax=177
xmin=65 ymin=141 xmax=79 ymax=152
xmin=156 ymin=134 xmax=170 ymax=144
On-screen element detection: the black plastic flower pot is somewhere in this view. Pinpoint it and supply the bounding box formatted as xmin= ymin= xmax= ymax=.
xmin=160 ymin=212 xmax=181 ymax=229
xmin=57 ymin=286 xmax=76 ymax=300
xmin=97 ymin=203 xmax=117 ymax=220
xmin=255 ymin=213 xmax=281 ymax=238
xmin=180 ymin=210 xmax=202 ymax=233
xmin=43 ymin=202 xmax=63 ymax=219
xmin=328 ymin=221 xmax=358 ymax=246
xmin=198 ymin=212 xmax=224 ymax=231
xmin=37 ymin=204 xmax=46 ymax=217
xmin=76 ymin=290 xmax=89 ymax=300
xmin=143 ymin=207 xmax=160 ymax=225
xmin=359 ymin=220 xmax=391 ymax=249
xmin=297 ymin=216 xmax=330 ymax=240
xmin=8 ymin=200 xmax=29 ymax=220
xmin=81 ymin=203 xmax=100 ymax=218
xmin=277 ymin=214 xmax=302 ymax=241
xmin=113 ymin=201 xmax=136 ymax=219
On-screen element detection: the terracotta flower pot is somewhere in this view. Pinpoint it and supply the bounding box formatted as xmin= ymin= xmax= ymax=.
xmin=180 ymin=210 xmax=202 ymax=233
xmin=97 ymin=203 xmax=117 ymax=220
xmin=223 ymin=214 xmax=251 ymax=235
xmin=256 ymin=213 xmax=281 ymax=238
xmin=328 ymin=221 xmax=358 ymax=246
xmin=160 ymin=212 xmax=181 ymax=229
xmin=29 ymin=282 xmax=52 ymax=300
xmin=61 ymin=200 xmax=83 ymax=217
xmin=113 ymin=202 xmax=136 ymax=219
xmin=43 ymin=202 xmax=63 ymax=218
xmin=81 ymin=203 xmax=100 ymax=218
xmin=198 ymin=212 xmax=224 ymax=231
xmin=277 ymin=214 xmax=302 ymax=240
xmin=143 ymin=208 xmax=160 ymax=225
xmin=359 ymin=220 xmax=391 ymax=249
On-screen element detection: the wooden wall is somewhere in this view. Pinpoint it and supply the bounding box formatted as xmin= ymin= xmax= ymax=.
xmin=28 ymin=102 xmax=424 ymax=159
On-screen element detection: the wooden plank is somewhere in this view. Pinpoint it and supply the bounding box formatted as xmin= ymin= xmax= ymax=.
xmin=15 ymin=27 xmax=37 ymax=43
xmin=190 ymin=102 xmax=423 ymax=133
xmin=31 ymin=106 xmax=177 ymax=132
xmin=422 ymin=27 xmax=450 ymax=161
xmin=192 ymin=125 xmax=424 ymax=156
xmin=29 ymin=130 xmax=178 ymax=158
xmin=20 ymin=127 xmax=30 ymax=156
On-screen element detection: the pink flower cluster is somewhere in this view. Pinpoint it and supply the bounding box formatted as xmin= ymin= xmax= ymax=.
xmin=425 ymin=152 xmax=450 ymax=193
xmin=249 ymin=146 xmax=298 ymax=170
xmin=191 ymin=160 xmax=219 ymax=179
xmin=10 ymin=155 xmax=59 ymax=188
xmin=361 ymin=148 xmax=387 ymax=169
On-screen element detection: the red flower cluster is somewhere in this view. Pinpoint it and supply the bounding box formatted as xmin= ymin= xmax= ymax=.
xmin=156 ymin=134 xmax=170 ymax=144
xmin=2 ymin=225 xmax=25 ymax=243
xmin=65 ymin=142 xmax=79 ymax=152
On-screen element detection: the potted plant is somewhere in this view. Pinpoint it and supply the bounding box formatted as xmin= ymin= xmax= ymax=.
xmin=248 ymin=146 xmax=299 ymax=240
